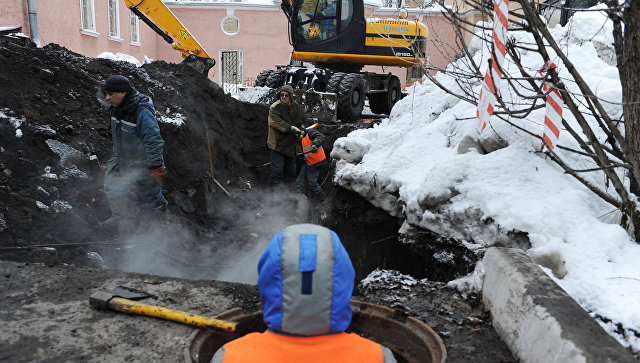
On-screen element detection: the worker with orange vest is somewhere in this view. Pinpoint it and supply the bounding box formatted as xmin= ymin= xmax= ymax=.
xmin=210 ymin=223 xmax=397 ymax=363
xmin=296 ymin=127 xmax=327 ymax=203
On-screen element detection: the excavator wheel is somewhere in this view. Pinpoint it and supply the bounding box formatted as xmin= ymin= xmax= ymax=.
xmin=326 ymin=72 xmax=346 ymax=94
xmin=255 ymin=69 xmax=273 ymax=87
xmin=368 ymin=76 xmax=401 ymax=115
xmin=337 ymin=74 xmax=366 ymax=121
xmin=266 ymin=69 xmax=287 ymax=89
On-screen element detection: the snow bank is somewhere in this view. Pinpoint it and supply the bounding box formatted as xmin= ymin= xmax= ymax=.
xmin=332 ymin=6 xmax=640 ymax=351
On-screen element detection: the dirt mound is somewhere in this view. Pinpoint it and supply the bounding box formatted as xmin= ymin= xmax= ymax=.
xmin=0 ymin=40 xmax=278 ymax=270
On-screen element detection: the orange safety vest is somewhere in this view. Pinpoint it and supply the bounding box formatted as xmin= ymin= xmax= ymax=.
xmin=301 ymin=134 xmax=326 ymax=166
xmin=219 ymin=330 xmax=385 ymax=363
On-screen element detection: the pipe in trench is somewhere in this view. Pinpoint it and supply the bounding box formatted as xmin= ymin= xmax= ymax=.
xmin=27 ymin=0 xmax=41 ymax=47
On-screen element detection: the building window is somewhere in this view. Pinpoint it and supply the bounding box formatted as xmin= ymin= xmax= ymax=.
xmin=130 ymin=12 xmax=140 ymax=44
xmin=108 ymin=0 xmax=120 ymax=38
xmin=221 ymin=16 xmax=239 ymax=35
xmin=80 ymin=0 xmax=96 ymax=33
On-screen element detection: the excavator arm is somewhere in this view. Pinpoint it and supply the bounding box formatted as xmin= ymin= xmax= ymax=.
xmin=124 ymin=0 xmax=215 ymax=75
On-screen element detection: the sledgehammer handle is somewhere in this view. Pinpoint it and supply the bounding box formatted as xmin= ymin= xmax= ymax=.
xmin=109 ymin=297 xmax=237 ymax=332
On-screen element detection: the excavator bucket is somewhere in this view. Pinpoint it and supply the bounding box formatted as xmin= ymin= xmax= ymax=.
xmin=238 ymin=87 xmax=337 ymax=124
xmin=182 ymin=55 xmax=216 ymax=76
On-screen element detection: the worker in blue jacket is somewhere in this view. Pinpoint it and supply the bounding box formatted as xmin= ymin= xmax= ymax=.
xmin=99 ymin=75 xmax=168 ymax=231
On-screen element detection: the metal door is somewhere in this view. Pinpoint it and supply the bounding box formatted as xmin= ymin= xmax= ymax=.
xmin=220 ymin=50 xmax=242 ymax=95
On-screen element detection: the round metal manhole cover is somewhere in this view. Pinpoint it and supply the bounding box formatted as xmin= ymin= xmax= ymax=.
xmin=185 ymin=300 xmax=446 ymax=363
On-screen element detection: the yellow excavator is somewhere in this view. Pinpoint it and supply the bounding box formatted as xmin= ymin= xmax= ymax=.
xmin=124 ymin=0 xmax=215 ymax=75
xmin=256 ymin=0 xmax=427 ymax=120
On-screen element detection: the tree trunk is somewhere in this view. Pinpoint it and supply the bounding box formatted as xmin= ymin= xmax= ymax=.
xmin=623 ymin=1 xmax=640 ymax=242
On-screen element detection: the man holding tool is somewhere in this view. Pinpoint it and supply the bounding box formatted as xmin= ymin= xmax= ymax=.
xmin=296 ymin=125 xmax=327 ymax=204
xmin=266 ymin=85 xmax=307 ymax=187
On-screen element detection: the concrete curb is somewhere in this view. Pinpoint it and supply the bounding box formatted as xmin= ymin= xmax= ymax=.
xmin=482 ymin=247 xmax=635 ymax=363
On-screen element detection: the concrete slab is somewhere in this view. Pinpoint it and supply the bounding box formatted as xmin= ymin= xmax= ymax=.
xmin=482 ymin=247 xmax=635 ymax=363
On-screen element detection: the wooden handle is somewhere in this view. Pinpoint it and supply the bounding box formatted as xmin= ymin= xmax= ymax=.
xmin=108 ymin=297 xmax=237 ymax=332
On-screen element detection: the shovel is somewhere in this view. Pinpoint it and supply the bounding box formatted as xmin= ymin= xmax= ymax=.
xmin=89 ymin=286 xmax=236 ymax=332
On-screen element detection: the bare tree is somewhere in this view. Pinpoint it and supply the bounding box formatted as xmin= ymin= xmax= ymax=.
xmin=412 ymin=0 xmax=640 ymax=242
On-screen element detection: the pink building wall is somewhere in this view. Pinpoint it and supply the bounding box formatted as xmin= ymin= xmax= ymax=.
xmin=163 ymin=5 xmax=292 ymax=85
xmin=4 ymin=1 xmax=28 ymax=30
xmin=1 ymin=1 xmax=461 ymax=87
xmin=1 ymin=0 xmax=158 ymax=63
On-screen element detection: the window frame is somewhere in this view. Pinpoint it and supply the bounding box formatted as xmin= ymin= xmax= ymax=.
xmin=80 ymin=0 xmax=98 ymax=36
xmin=108 ymin=0 xmax=121 ymax=40
xmin=130 ymin=11 xmax=140 ymax=45
xmin=221 ymin=16 xmax=240 ymax=36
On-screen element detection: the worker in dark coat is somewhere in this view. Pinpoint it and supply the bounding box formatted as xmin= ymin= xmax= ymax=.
xmin=99 ymin=75 xmax=168 ymax=230
xmin=267 ymin=85 xmax=307 ymax=187
xmin=210 ymin=223 xmax=397 ymax=363
xmin=296 ymin=127 xmax=326 ymax=203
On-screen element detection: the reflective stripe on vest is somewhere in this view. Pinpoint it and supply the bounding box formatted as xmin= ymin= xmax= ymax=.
xmin=301 ymin=134 xmax=326 ymax=166
xmin=220 ymin=330 xmax=385 ymax=363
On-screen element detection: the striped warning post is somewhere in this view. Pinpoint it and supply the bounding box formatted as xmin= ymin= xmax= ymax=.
xmin=538 ymin=61 xmax=564 ymax=150
xmin=477 ymin=0 xmax=509 ymax=132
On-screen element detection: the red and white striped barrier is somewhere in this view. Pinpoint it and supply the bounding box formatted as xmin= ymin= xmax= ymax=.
xmin=538 ymin=61 xmax=564 ymax=150
xmin=477 ymin=0 xmax=509 ymax=132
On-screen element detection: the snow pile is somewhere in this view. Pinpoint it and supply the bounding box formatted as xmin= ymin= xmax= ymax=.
xmin=159 ymin=112 xmax=186 ymax=126
xmin=97 ymin=52 xmax=143 ymax=67
xmin=333 ymin=7 xmax=640 ymax=351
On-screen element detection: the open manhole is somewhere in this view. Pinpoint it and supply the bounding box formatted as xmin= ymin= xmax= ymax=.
xmin=185 ymin=300 xmax=446 ymax=363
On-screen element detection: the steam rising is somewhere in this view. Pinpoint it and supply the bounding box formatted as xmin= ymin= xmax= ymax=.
xmin=101 ymin=187 xmax=305 ymax=284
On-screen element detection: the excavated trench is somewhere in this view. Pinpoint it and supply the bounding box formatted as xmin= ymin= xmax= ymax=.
xmin=0 ymin=122 xmax=477 ymax=286
xmin=0 ymin=39 xmax=515 ymax=362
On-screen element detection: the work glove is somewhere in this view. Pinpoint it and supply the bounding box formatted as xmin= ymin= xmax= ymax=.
xmin=150 ymin=166 xmax=165 ymax=184
xmin=310 ymin=145 xmax=318 ymax=153
xmin=290 ymin=125 xmax=301 ymax=135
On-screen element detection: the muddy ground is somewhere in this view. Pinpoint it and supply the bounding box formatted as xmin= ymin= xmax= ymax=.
xmin=0 ymin=38 xmax=514 ymax=361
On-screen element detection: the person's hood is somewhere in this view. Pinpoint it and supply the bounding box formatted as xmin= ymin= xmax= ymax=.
xmin=257 ymin=223 xmax=355 ymax=336
xmin=114 ymin=90 xmax=154 ymax=115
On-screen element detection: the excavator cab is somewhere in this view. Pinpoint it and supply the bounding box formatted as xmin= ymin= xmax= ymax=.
xmin=285 ymin=0 xmax=365 ymax=60
xmin=254 ymin=0 xmax=427 ymax=120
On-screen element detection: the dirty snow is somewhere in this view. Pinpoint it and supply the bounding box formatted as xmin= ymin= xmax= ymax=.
xmin=234 ymin=86 xmax=271 ymax=103
xmin=333 ymin=7 xmax=640 ymax=351
xmin=159 ymin=113 xmax=186 ymax=126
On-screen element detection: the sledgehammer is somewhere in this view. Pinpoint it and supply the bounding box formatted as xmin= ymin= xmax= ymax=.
xmin=89 ymin=286 xmax=236 ymax=332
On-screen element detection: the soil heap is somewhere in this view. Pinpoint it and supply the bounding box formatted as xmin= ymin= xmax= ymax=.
xmin=0 ymin=39 xmax=281 ymax=274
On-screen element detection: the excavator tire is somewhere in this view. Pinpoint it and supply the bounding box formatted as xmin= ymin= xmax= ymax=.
xmin=368 ymin=75 xmax=401 ymax=115
xmin=337 ymin=74 xmax=366 ymax=121
xmin=266 ymin=69 xmax=287 ymax=89
xmin=326 ymin=72 xmax=346 ymax=94
xmin=255 ymin=69 xmax=273 ymax=87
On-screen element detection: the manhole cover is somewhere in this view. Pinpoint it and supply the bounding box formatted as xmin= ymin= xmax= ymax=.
xmin=185 ymin=300 xmax=446 ymax=363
